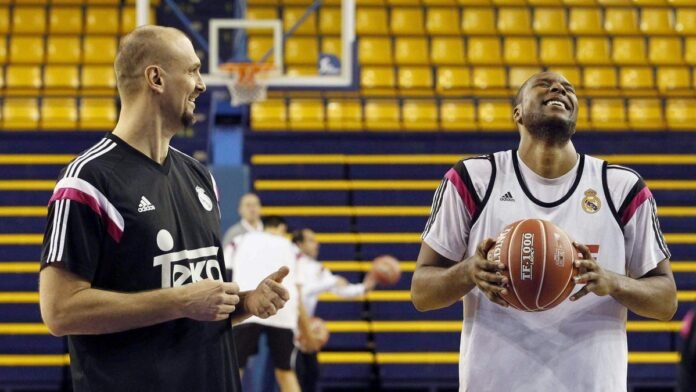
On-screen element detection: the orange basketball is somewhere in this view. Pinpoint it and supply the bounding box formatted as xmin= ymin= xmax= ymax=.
xmin=309 ymin=317 xmax=330 ymax=348
xmin=487 ymin=219 xmax=578 ymax=312
xmin=371 ymin=255 xmax=401 ymax=285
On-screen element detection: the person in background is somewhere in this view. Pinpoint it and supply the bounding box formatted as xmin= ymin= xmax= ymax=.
xmin=223 ymin=192 xmax=263 ymax=248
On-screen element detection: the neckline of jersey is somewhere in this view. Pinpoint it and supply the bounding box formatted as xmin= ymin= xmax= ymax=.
xmin=511 ymin=149 xmax=585 ymax=208
xmin=106 ymin=132 xmax=172 ymax=175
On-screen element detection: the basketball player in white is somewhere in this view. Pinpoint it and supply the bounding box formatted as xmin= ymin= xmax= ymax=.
xmin=411 ymin=71 xmax=677 ymax=391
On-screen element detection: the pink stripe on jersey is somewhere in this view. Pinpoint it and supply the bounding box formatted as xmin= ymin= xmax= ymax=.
xmin=682 ymin=309 xmax=694 ymax=339
xmin=621 ymin=187 xmax=653 ymax=226
xmin=445 ymin=168 xmax=477 ymax=217
xmin=50 ymin=188 xmax=124 ymax=243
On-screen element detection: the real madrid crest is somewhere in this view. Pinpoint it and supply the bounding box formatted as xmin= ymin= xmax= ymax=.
xmin=196 ymin=186 xmax=213 ymax=212
xmin=582 ymin=189 xmax=601 ymax=214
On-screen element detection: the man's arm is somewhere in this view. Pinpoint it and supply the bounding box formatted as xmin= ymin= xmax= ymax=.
xmin=410 ymin=239 xmax=507 ymax=311
xmin=571 ymin=244 xmax=678 ymax=321
xmin=39 ymin=265 xmax=240 ymax=336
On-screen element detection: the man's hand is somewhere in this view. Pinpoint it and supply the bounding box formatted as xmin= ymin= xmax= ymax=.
xmin=245 ymin=267 xmax=291 ymax=319
xmin=180 ymin=279 xmax=240 ymax=321
xmin=466 ymin=238 xmax=509 ymax=307
xmin=570 ymin=242 xmax=618 ymax=301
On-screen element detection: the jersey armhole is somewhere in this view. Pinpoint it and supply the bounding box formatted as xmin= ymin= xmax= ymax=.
xmin=471 ymin=154 xmax=497 ymax=225
xmin=601 ymin=161 xmax=623 ymax=230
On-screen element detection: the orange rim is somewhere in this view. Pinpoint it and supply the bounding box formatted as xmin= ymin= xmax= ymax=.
xmin=218 ymin=62 xmax=275 ymax=84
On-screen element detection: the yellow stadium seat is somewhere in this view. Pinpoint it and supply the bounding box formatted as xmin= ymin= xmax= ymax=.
xmin=676 ymin=8 xmax=696 ymax=35
xmin=0 ymin=36 xmax=6 ymax=63
xmin=569 ymin=8 xmax=604 ymax=35
xmin=611 ymin=37 xmax=647 ymax=65
xmin=656 ymin=66 xmax=690 ymax=91
xmin=356 ymin=7 xmax=388 ymax=35
xmin=497 ymin=7 xmax=532 ymax=35
xmin=685 ymin=37 xmax=696 ymax=65
xmin=604 ymin=8 xmax=638 ymax=35
xmin=326 ymin=100 xmax=362 ymax=131
xmin=41 ymin=98 xmax=78 ymax=130
xmin=576 ymin=37 xmax=611 ymax=65
xmin=0 ymin=7 xmax=8 ymax=34
xmin=83 ymin=37 xmax=117 ymax=64
xmin=398 ymin=66 xmax=433 ymax=93
xmin=358 ymin=37 xmax=393 ymax=65
xmin=10 ymin=36 xmax=44 ymax=64
xmin=575 ymin=97 xmax=589 ymax=130
xmin=289 ymin=100 xmax=324 ymax=131
xmin=509 ymin=66 xmax=543 ymax=89
xmin=247 ymin=6 xmax=278 ymax=21
xmin=590 ymin=98 xmax=626 ymax=130
xmin=5 ymin=65 xmax=41 ymax=95
xmin=640 ymin=8 xmax=674 ymax=35
xmin=391 ymin=7 xmax=424 ymax=35
xmin=539 ymin=38 xmax=575 ymax=65
xmin=633 ymin=0 xmax=668 ymax=4
xmin=286 ymin=66 xmax=315 ymax=76
xmin=430 ymin=37 xmax=465 ymax=65
xmin=86 ymin=7 xmax=119 ymax=34
xmin=597 ymin=0 xmax=631 ymax=5
xmin=251 ymin=99 xmax=287 ymax=130
xmin=436 ymin=66 xmax=471 ymax=94
xmin=472 ymin=67 xmax=507 ymax=90
xmin=284 ymin=7 xmax=317 ymax=35
xmin=669 ymin=0 xmax=696 ymax=5
xmin=248 ymin=36 xmax=275 ymax=63
xmin=81 ymin=65 xmax=116 ymax=95
xmin=533 ymin=8 xmax=568 ymax=35
xmin=49 ymin=7 xmax=82 ymax=34
xmin=440 ymin=99 xmax=476 ymax=131
xmin=528 ymin=0 xmax=564 ymax=4
xmin=401 ymin=100 xmax=438 ymax=131
xmin=461 ymin=8 xmax=496 ymax=35
xmin=321 ymin=37 xmax=341 ymax=58
xmin=319 ymin=7 xmax=341 ymax=35
xmin=394 ymin=37 xmax=429 ymax=65
xmin=504 ymin=38 xmax=538 ymax=65
xmin=43 ymin=65 xmax=79 ymax=95
xmin=649 ymin=38 xmax=683 ymax=65
xmin=546 ymin=66 xmax=581 ymax=87
xmin=361 ymin=66 xmax=396 ymax=95
xmin=12 ymin=7 xmax=46 ymax=34
xmin=47 ymin=36 xmax=81 ymax=64
xmin=121 ymin=6 xmax=156 ymax=35
xmin=467 ymin=37 xmax=502 ymax=65
xmin=285 ymin=37 xmax=318 ymax=65
xmin=2 ymin=98 xmax=39 ymax=130
xmin=364 ymin=100 xmax=400 ymax=131
xmin=627 ymin=99 xmax=665 ymax=130
xmin=665 ymin=99 xmax=696 ymax=130
xmin=619 ymin=67 xmax=654 ymax=91
xmin=79 ymin=98 xmax=117 ymax=130
xmin=478 ymin=100 xmax=513 ymax=131
xmin=426 ymin=7 xmax=460 ymax=35
xmin=583 ymin=67 xmax=618 ymax=91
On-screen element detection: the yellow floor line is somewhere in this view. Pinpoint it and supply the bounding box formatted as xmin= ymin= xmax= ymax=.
xmin=251 ymin=154 xmax=696 ymax=165
xmin=254 ymin=179 xmax=696 ymax=191
xmin=0 ymin=354 xmax=69 ymax=366
xmin=0 ymin=180 xmax=55 ymax=191
xmin=0 ymin=155 xmax=73 ymax=165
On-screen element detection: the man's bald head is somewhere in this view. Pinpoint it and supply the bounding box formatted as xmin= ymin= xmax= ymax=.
xmin=114 ymin=26 xmax=190 ymax=97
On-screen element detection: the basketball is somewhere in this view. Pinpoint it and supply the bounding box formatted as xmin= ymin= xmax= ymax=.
xmin=309 ymin=317 xmax=330 ymax=348
xmin=487 ymin=219 xmax=578 ymax=312
xmin=371 ymin=255 xmax=402 ymax=285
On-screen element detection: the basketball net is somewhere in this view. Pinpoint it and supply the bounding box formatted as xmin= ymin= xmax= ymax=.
xmin=219 ymin=62 xmax=275 ymax=106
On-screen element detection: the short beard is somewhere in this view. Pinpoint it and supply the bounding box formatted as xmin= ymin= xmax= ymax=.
xmin=182 ymin=111 xmax=195 ymax=128
xmin=522 ymin=112 xmax=576 ymax=146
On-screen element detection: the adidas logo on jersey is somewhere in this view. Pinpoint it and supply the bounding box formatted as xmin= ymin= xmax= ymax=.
xmin=138 ymin=196 xmax=156 ymax=213
xmin=500 ymin=192 xmax=515 ymax=202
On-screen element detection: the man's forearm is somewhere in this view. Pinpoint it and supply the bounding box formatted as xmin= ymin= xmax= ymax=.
xmin=611 ymin=273 xmax=677 ymax=321
xmin=231 ymin=290 xmax=252 ymax=323
xmin=411 ymin=264 xmax=475 ymax=311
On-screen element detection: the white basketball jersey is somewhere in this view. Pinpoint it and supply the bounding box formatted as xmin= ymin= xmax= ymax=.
xmin=422 ymin=150 xmax=670 ymax=392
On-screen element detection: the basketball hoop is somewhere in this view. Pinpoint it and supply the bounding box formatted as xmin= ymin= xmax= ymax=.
xmin=218 ymin=62 xmax=275 ymax=106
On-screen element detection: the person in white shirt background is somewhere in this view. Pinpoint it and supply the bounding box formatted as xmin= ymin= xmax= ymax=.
xmin=222 ymin=192 xmax=263 ymax=248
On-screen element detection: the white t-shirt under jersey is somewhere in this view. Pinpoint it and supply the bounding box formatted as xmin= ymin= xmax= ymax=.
xmin=422 ymin=150 xmax=670 ymax=392
xmin=230 ymin=231 xmax=302 ymax=331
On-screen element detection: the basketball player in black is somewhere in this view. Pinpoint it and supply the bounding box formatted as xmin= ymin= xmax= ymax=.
xmin=38 ymin=26 xmax=289 ymax=392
